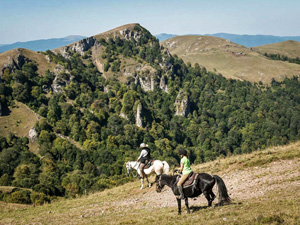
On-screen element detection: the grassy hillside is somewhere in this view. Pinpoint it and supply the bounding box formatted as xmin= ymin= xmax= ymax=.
xmin=0 ymin=48 xmax=55 ymax=76
xmin=253 ymin=40 xmax=300 ymax=59
xmin=0 ymin=101 xmax=39 ymax=154
xmin=162 ymin=35 xmax=300 ymax=83
xmin=0 ymin=142 xmax=299 ymax=224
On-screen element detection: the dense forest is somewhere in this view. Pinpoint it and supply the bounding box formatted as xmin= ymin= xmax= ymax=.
xmin=1 ymin=25 xmax=300 ymax=204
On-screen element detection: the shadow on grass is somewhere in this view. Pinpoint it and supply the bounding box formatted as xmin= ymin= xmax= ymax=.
xmin=190 ymin=201 xmax=242 ymax=213
xmin=1 ymin=104 xmax=11 ymax=116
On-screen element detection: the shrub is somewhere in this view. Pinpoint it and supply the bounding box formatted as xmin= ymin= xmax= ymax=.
xmin=7 ymin=190 xmax=31 ymax=204
xmin=30 ymin=191 xmax=51 ymax=205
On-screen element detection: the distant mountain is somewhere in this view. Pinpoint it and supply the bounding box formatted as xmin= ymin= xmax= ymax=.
xmin=0 ymin=35 xmax=86 ymax=53
xmin=155 ymin=33 xmax=177 ymax=41
xmin=156 ymin=33 xmax=300 ymax=47
xmin=207 ymin=33 xmax=300 ymax=47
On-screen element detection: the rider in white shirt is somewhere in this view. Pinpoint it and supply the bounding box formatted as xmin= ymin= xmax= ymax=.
xmin=137 ymin=143 xmax=151 ymax=179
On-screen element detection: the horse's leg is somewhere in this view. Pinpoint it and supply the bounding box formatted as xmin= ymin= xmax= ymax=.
xmin=184 ymin=198 xmax=190 ymax=214
xmin=140 ymin=178 xmax=144 ymax=189
xmin=209 ymin=189 xmax=216 ymax=205
xmin=145 ymin=175 xmax=151 ymax=188
xmin=177 ymin=198 xmax=182 ymax=215
xmin=203 ymin=190 xmax=212 ymax=207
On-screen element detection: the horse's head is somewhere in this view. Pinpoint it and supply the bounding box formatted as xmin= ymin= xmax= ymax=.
xmin=155 ymin=175 xmax=165 ymax=193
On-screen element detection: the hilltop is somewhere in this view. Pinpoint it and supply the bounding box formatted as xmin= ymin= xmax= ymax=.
xmin=0 ymin=48 xmax=56 ymax=76
xmin=156 ymin=32 xmax=300 ymax=47
xmin=0 ymin=141 xmax=299 ymax=224
xmin=162 ymin=35 xmax=300 ymax=83
xmin=253 ymin=40 xmax=300 ymax=59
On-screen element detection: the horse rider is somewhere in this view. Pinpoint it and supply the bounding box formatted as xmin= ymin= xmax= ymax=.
xmin=177 ymin=149 xmax=193 ymax=199
xmin=137 ymin=143 xmax=151 ymax=179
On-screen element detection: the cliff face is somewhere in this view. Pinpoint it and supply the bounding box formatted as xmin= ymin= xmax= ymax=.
xmin=136 ymin=102 xmax=143 ymax=128
xmin=174 ymin=89 xmax=190 ymax=117
xmin=0 ymin=49 xmax=28 ymax=77
xmin=53 ymin=24 xmax=173 ymax=93
xmin=58 ymin=36 xmax=96 ymax=58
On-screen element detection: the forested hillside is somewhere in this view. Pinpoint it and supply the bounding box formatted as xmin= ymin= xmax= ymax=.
xmin=1 ymin=24 xmax=300 ymax=203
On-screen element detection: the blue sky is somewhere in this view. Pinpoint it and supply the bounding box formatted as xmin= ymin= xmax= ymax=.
xmin=1 ymin=0 xmax=300 ymax=44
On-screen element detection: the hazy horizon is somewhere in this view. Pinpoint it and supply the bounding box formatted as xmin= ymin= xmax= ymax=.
xmin=1 ymin=0 xmax=300 ymax=44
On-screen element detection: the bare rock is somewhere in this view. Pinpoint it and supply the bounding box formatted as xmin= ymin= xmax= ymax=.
xmin=174 ymin=90 xmax=190 ymax=117
xmin=136 ymin=102 xmax=143 ymax=128
xmin=29 ymin=127 xmax=38 ymax=142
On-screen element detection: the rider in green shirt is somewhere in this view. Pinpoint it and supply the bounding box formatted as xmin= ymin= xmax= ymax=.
xmin=177 ymin=149 xmax=193 ymax=199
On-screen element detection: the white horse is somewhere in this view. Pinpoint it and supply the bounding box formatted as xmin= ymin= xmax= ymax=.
xmin=126 ymin=160 xmax=170 ymax=189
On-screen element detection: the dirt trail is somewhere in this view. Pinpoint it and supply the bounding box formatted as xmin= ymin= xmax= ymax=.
xmin=79 ymin=158 xmax=300 ymax=217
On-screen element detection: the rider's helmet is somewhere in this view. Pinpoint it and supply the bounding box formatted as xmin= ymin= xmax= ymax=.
xmin=140 ymin=143 xmax=149 ymax=149
xmin=179 ymin=149 xmax=188 ymax=156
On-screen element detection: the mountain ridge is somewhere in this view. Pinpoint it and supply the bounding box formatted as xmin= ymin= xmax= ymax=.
xmin=156 ymin=32 xmax=300 ymax=47
xmin=0 ymin=35 xmax=86 ymax=53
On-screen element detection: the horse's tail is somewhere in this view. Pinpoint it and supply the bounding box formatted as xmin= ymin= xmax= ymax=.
xmin=213 ymin=175 xmax=231 ymax=205
xmin=162 ymin=161 xmax=170 ymax=175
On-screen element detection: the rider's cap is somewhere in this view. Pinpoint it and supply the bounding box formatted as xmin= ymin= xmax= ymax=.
xmin=140 ymin=143 xmax=149 ymax=148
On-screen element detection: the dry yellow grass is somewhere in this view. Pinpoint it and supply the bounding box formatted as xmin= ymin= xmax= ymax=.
xmin=0 ymin=141 xmax=299 ymax=224
xmin=253 ymin=40 xmax=300 ymax=59
xmin=0 ymin=48 xmax=55 ymax=76
xmin=162 ymin=36 xmax=300 ymax=84
xmin=0 ymin=101 xmax=39 ymax=153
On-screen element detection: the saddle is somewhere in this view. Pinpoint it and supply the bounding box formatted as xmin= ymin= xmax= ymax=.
xmin=144 ymin=159 xmax=154 ymax=169
xmin=178 ymin=172 xmax=198 ymax=188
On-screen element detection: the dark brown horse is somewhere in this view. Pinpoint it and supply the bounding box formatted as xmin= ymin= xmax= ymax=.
xmin=155 ymin=173 xmax=231 ymax=215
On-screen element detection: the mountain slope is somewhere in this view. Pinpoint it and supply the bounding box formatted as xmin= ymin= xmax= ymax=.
xmin=0 ymin=48 xmax=56 ymax=76
xmin=0 ymin=35 xmax=86 ymax=53
xmin=156 ymin=33 xmax=300 ymax=47
xmin=162 ymin=35 xmax=300 ymax=83
xmin=253 ymin=40 xmax=300 ymax=59
xmin=1 ymin=141 xmax=299 ymax=224
xmin=1 ymin=23 xmax=300 ymax=205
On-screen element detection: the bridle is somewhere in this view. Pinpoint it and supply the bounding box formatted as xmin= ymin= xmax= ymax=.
xmin=126 ymin=161 xmax=140 ymax=177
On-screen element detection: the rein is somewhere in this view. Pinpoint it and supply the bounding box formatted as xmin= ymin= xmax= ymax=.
xmin=127 ymin=161 xmax=140 ymax=177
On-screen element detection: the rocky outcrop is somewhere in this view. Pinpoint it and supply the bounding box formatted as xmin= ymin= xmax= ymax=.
xmin=137 ymin=75 xmax=155 ymax=92
xmin=59 ymin=36 xmax=96 ymax=58
xmin=70 ymin=37 xmax=96 ymax=55
xmin=51 ymin=65 xmax=71 ymax=94
xmin=174 ymin=90 xmax=190 ymax=117
xmin=159 ymin=76 xmax=169 ymax=93
xmin=119 ymin=28 xmax=141 ymax=42
xmin=136 ymin=102 xmax=143 ymax=128
xmin=0 ymin=50 xmax=28 ymax=76
xmin=29 ymin=127 xmax=38 ymax=142
xmin=159 ymin=49 xmax=174 ymax=76
xmin=120 ymin=111 xmax=128 ymax=120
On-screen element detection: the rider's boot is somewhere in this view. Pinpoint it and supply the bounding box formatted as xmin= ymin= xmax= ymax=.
xmin=177 ymin=186 xmax=185 ymax=199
